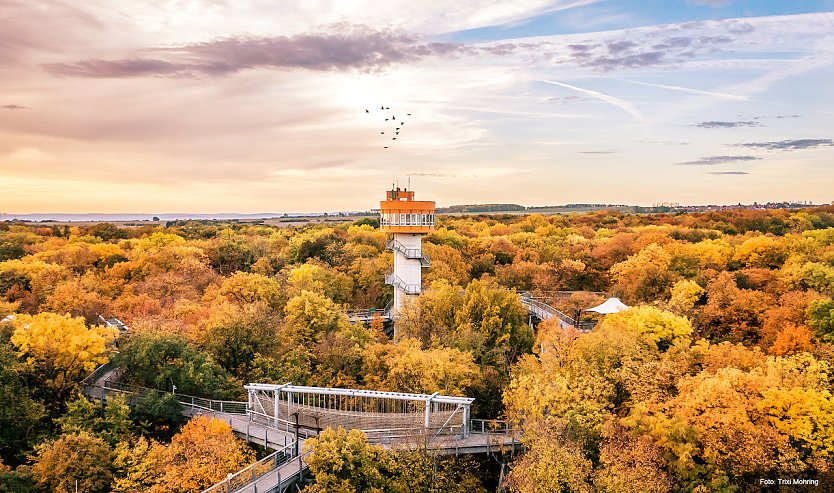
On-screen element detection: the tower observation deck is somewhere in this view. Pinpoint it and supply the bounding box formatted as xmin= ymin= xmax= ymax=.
xmin=380 ymin=187 xmax=435 ymax=334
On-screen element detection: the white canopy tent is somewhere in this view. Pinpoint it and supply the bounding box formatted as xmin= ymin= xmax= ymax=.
xmin=585 ymin=297 xmax=629 ymax=315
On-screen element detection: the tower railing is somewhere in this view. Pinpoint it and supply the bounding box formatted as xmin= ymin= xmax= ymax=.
xmin=386 ymin=239 xmax=430 ymax=268
xmin=384 ymin=273 xmax=421 ymax=295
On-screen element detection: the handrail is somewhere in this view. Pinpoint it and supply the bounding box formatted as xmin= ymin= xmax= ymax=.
xmin=519 ymin=294 xmax=579 ymax=327
xmin=384 ymin=273 xmax=421 ymax=294
xmin=96 ymin=380 xmax=248 ymax=414
xmin=201 ymin=441 xmax=297 ymax=493
xmin=469 ymin=419 xmax=517 ymax=434
xmin=387 ymin=239 xmax=430 ymax=267
xmin=248 ymin=411 xmax=319 ymax=440
xmin=81 ymin=361 xmax=114 ymax=386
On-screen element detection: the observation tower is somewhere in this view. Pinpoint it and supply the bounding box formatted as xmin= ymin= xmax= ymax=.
xmin=380 ymin=186 xmax=435 ymax=329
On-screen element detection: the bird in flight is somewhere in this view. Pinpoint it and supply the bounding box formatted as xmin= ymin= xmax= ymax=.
xmin=367 ymin=104 xmax=413 ymax=149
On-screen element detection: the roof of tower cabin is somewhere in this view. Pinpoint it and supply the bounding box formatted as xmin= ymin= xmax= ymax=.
xmin=380 ymin=187 xmax=435 ymax=211
xmin=585 ymin=298 xmax=629 ymax=314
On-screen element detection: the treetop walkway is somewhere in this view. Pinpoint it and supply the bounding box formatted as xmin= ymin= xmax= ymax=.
xmin=83 ymin=367 xmax=521 ymax=493
xmin=347 ymin=291 xmax=598 ymax=332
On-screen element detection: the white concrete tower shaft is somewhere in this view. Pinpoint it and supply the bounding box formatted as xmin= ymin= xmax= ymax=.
xmin=391 ymin=233 xmax=424 ymax=313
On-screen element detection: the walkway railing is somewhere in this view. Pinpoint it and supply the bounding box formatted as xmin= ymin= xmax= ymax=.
xmin=201 ymin=441 xmax=297 ymax=493
xmin=89 ymin=379 xmax=248 ymax=415
xmin=346 ymin=300 xmax=394 ymax=326
xmin=470 ymin=419 xmax=517 ymax=434
xmin=81 ymin=361 xmax=115 ymax=387
xmin=519 ymin=293 xmax=596 ymax=331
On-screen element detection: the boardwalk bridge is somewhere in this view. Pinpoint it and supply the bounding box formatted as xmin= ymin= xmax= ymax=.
xmin=83 ymin=365 xmax=520 ymax=493
xmin=347 ymin=291 xmax=598 ymax=333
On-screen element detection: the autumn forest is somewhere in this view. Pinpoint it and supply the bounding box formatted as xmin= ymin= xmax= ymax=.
xmin=2 ymin=206 xmax=834 ymax=492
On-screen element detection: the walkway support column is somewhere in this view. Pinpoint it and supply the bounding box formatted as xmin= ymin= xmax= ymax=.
xmin=425 ymin=392 xmax=439 ymax=431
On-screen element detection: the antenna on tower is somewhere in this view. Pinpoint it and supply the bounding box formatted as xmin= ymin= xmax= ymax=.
xmin=408 ymin=177 xmax=411 ymax=190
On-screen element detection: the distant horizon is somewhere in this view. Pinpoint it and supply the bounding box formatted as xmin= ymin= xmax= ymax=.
xmin=2 ymin=199 xmax=830 ymax=222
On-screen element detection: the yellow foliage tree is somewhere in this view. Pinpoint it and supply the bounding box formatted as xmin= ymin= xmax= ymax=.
xmin=668 ymin=279 xmax=704 ymax=314
xmin=600 ymin=306 xmax=694 ymax=351
xmin=126 ymin=416 xmax=256 ymax=493
xmin=10 ymin=312 xmax=117 ymax=398
xmin=212 ymin=271 xmax=285 ymax=310
xmin=287 ymin=261 xmax=353 ymax=303
xmin=302 ymin=427 xmax=394 ymax=493
xmin=362 ymin=338 xmax=478 ymax=396
xmin=610 ymin=243 xmax=677 ymax=303
xmin=30 ymin=432 xmax=114 ymax=493
xmin=734 ymin=235 xmax=787 ymax=269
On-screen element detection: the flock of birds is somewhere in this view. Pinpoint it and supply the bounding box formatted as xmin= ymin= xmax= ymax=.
xmin=366 ymin=105 xmax=412 ymax=149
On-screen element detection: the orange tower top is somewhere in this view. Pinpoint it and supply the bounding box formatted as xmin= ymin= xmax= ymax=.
xmin=379 ymin=187 xmax=436 ymax=233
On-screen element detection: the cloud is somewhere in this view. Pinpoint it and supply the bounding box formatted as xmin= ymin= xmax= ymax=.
xmin=618 ymin=79 xmax=747 ymax=101
xmin=579 ymin=150 xmax=618 ymax=154
xmin=694 ymin=120 xmax=764 ymax=128
xmin=555 ymin=30 xmax=739 ymax=72
xmin=1 ymin=104 xmax=26 ymax=110
xmin=734 ymin=139 xmax=834 ymax=150
xmin=676 ymin=155 xmax=761 ymax=165
xmin=45 ymin=27 xmax=468 ymax=77
xmin=545 ymin=95 xmax=583 ymax=103
xmin=542 ymin=79 xmax=642 ymax=119
xmin=45 ymin=58 xmax=193 ymax=78
xmin=707 ymin=171 xmax=750 ymax=175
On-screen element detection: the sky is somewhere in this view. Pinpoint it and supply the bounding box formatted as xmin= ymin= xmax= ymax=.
xmin=1 ymin=0 xmax=833 ymax=214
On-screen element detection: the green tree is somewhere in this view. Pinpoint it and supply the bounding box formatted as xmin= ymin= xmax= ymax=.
xmin=197 ymin=303 xmax=278 ymax=381
xmin=303 ymin=427 xmax=396 ymax=493
xmin=57 ymin=394 xmax=135 ymax=445
xmin=807 ymin=298 xmax=834 ymax=341
xmin=0 ymin=340 xmax=45 ymax=465
xmin=114 ymin=333 xmax=237 ymax=399
xmin=85 ymin=223 xmax=129 ymax=241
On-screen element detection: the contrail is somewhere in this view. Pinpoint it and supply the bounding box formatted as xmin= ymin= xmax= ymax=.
xmin=618 ymin=79 xmax=748 ymax=101
xmin=542 ymin=79 xmax=642 ymax=119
